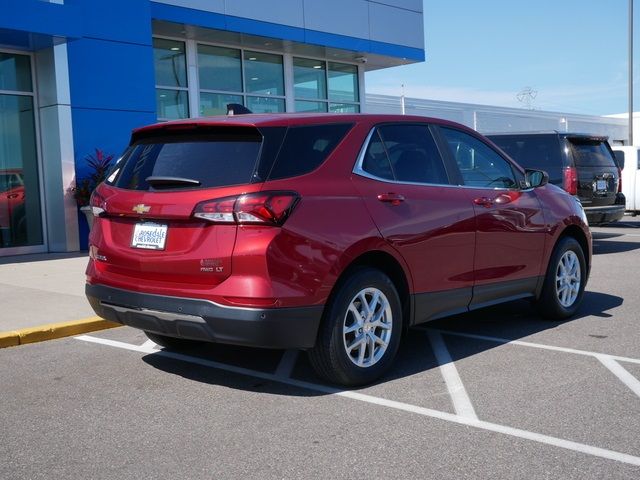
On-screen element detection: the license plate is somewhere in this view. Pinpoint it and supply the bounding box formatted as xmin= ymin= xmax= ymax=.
xmin=596 ymin=179 xmax=607 ymax=191
xmin=131 ymin=222 xmax=168 ymax=250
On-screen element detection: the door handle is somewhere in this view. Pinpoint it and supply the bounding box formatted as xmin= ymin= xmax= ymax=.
xmin=473 ymin=196 xmax=493 ymax=208
xmin=474 ymin=192 xmax=517 ymax=208
xmin=377 ymin=193 xmax=405 ymax=206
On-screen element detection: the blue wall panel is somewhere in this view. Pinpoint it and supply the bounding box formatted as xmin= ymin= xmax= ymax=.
xmin=0 ymin=0 xmax=82 ymax=40
xmin=69 ymin=0 xmax=152 ymax=45
xmin=64 ymin=0 xmax=157 ymax=249
xmin=72 ymin=107 xmax=156 ymax=248
xmin=67 ymin=38 xmax=156 ymax=112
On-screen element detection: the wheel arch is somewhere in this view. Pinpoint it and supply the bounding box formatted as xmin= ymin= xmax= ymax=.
xmin=557 ymin=224 xmax=591 ymax=276
xmin=537 ymin=223 xmax=591 ymax=300
xmin=326 ymin=249 xmax=412 ymax=333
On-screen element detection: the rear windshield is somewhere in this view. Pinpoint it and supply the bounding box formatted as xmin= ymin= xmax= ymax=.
xmin=110 ymin=123 xmax=352 ymax=190
xmin=569 ymin=139 xmax=617 ymax=168
xmin=111 ymin=129 xmax=262 ymax=190
xmin=487 ymin=134 xmax=563 ymax=171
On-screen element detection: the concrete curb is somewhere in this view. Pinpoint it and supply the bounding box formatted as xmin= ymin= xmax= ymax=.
xmin=0 ymin=317 xmax=120 ymax=348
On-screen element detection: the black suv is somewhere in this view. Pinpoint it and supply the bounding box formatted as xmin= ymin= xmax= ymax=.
xmin=486 ymin=132 xmax=625 ymax=225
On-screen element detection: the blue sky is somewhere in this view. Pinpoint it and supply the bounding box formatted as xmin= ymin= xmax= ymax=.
xmin=366 ymin=0 xmax=635 ymax=115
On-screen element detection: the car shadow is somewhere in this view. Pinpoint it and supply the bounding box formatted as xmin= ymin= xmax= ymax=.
xmin=596 ymin=220 xmax=640 ymax=229
xmin=0 ymin=251 xmax=88 ymax=265
xmin=141 ymin=290 xmax=623 ymax=396
xmin=590 ymin=231 xmax=623 ymax=240
xmin=593 ymin=238 xmax=640 ymax=255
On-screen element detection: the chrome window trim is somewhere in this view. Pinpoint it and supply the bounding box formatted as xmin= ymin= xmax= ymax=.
xmin=352 ymin=125 xmax=519 ymax=191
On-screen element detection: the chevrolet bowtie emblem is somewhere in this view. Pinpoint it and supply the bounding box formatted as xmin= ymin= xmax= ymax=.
xmin=132 ymin=204 xmax=151 ymax=214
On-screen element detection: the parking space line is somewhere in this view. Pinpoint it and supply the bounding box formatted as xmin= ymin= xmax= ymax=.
xmin=426 ymin=329 xmax=478 ymax=420
xmin=275 ymin=349 xmax=299 ymax=378
xmin=425 ymin=328 xmax=640 ymax=365
xmin=596 ymin=355 xmax=640 ymax=399
xmin=75 ymin=334 xmax=640 ymax=467
xmin=141 ymin=339 xmax=157 ymax=349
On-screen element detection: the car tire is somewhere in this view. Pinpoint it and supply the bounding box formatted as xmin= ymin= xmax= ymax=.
xmin=536 ymin=236 xmax=586 ymax=320
xmin=308 ymin=268 xmax=403 ymax=386
xmin=144 ymin=331 xmax=202 ymax=350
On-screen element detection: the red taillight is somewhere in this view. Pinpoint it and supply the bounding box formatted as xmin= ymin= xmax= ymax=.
xmin=90 ymin=190 xmax=107 ymax=217
xmin=563 ymin=166 xmax=578 ymax=195
xmin=193 ymin=191 xmax=299 ymax=226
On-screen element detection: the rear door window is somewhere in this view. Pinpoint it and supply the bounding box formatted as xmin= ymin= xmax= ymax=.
xmin=360 ymin=124 xmax=450 ymax=185
xmin=569 ymin=140 xmax=617 ymax=167
xmin=111 ymin=129 xmax=263 ymax=190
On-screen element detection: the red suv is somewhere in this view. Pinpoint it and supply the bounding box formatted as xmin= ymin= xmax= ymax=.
xmin=86 ymin=114 xmax=591 ymax=386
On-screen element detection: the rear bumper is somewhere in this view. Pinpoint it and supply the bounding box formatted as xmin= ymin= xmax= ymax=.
xmin=85 ymin=283 xmax=323 ymax=349
xmin=584 ymin=204 xmax=625 ymax=225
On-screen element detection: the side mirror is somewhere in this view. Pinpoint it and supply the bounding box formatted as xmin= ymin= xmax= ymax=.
xmin=525 ymin=169 xmax=549 ymax=188
xmin=613 ymin=150 xmax=626 ymax=170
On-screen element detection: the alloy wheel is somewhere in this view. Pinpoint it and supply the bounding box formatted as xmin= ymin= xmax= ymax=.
xmin=342 ymin=287 xmax=393 ymax=367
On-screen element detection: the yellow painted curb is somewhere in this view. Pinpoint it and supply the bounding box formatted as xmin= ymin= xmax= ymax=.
xmin=0 ymin=317 xmax=120 ymax=348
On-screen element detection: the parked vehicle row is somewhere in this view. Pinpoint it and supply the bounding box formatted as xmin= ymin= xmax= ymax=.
xmin=487 ymin=132 xmax=626 ymax=225
xmin=612 ymin=145 xmax=640 ymax=215
xmin=85 ymin=114 xmax=592 ymax=386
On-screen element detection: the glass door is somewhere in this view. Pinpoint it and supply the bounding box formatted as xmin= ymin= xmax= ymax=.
xmin=0 ymin=52 xmax=43 ymax=251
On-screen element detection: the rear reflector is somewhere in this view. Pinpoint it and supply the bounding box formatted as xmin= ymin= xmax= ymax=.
xmin=194 ymin=191 xmax=299 ymax=226
xmin=563 ymin=166 xmax=578 ymax=195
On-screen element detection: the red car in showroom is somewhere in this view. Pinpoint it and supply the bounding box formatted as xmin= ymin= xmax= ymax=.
xmin=0 ymin=169 xmax=25 ymax=247
xmin=86 ymin=114 xmax=591 ymax=386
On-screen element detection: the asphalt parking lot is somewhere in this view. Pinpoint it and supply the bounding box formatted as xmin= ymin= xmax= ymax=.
xmin=2 ymin=218 xmax=640 ymax=479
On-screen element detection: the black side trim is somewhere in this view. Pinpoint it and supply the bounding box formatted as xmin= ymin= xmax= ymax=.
xmin=412 ymin=287 xmax=472 ymax=325
xmin=411 ymin=276 xmax=543 ymax=324
xmin=470 ymin=276 xmax=541 ymax=310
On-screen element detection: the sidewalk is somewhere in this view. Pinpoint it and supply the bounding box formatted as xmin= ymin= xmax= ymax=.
xmin=0 ymin=252 xmax=118 ymax=346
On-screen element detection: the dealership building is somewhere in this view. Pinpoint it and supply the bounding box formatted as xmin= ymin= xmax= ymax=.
xmin=0 ymin=0 xmax=424 ymax=256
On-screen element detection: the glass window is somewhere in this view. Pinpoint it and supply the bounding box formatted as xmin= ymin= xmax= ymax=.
xmin=441 ymin=127 xmax=517 ymax=188
xmin=295 ymin=100 xmax=328 ymax=113
xmin=246 ymin=96 xmax=285 ymax=114
xmin=293 ymin=58 xmax=326 ymax=100
xmin=244 ymin=51 xmax=284 ymax=96
xmin=488 ymin=134 xmax=563 ymax=173
xmin=268 ymin=124 xmax=353 ymax=180
xmin=377 ymin=125 xmax=449 ymax=184
xmin=0 ymin=94 xmax=42 ymax=248
xmin=156 ymin=89 xmax=189 ymax=120
xmin=153 ymin=39 xmax=187 ymax=88
xmin=198 ymin=45 xmax=242 ymax=92
xmin=0 ymin=53 xmax=32 ymax=92
xmin=200 ymin=93 xmax=243 ymax=117
xmin=328 ymin=62 xmax=358 ymax=102
xmin=329 ymin=103 xmax=359 ymax=113
xmin=569 ymin=139 xmax=618 ymax=167
xmin=362 ymin=130 xmax=393 ymax=180
xmin=115 ymin=130 xmax=263 ymax=191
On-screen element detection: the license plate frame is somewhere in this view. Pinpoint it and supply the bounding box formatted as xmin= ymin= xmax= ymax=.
xmin=131 ymin=222 xmax=168 ymax=250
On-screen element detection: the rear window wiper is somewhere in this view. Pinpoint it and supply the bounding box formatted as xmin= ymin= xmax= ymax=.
xmin=145 ymin=176 xmax=201 ymax=188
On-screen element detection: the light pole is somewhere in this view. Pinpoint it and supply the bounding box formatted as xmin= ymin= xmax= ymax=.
xmin=630 ymin=0 xmax=634 ymax=145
